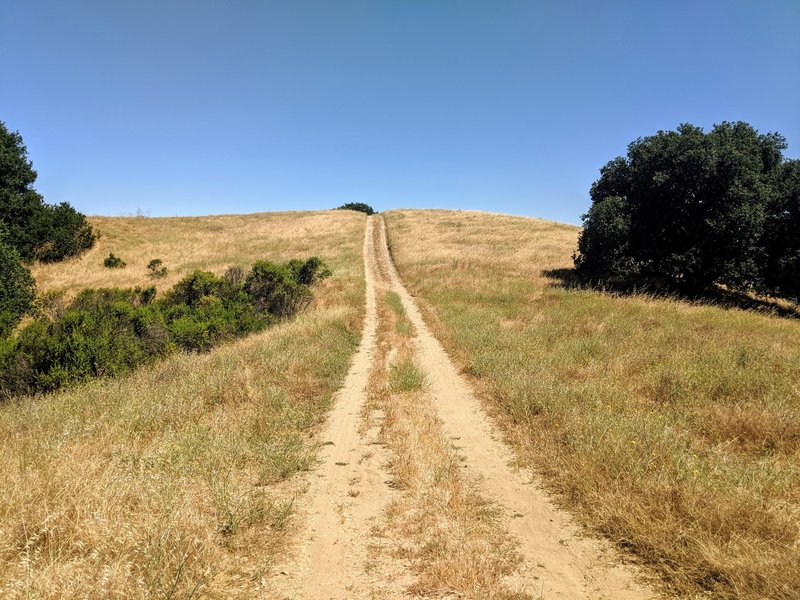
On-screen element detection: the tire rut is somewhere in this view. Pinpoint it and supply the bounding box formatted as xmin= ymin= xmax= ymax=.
xmin=270 ymin=217 xmax=399 ymax=599
xmin=375 ymin=215 xmax=654 ymax=599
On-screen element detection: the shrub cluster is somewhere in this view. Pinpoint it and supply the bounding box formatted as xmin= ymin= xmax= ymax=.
xmin=0 ymin=257 xmax=330 ymax=399
xmin=0 ymin=237 xmax=36 ymax=338
xmin=576 ymin=122 xmax=800 ymax=300
xmin=336 ymin=202 xmax=375 ymax=215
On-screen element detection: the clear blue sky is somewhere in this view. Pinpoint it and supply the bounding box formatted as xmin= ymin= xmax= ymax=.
xmin=2 ymin=1 xmax=798 ymax=224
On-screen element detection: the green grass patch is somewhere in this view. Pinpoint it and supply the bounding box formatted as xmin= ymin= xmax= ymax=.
xmin=389 ymin=358 xmax=426 ymax=393
xmin=384 ymin=290 xmax=412 ymax=336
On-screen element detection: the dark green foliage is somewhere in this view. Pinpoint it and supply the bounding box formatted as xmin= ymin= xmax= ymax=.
xmin=0 ymin=120 xmax=96 ymax=262
xmin=1 ymin=287 xmax=170 ymax=395
xmin=0 ymin=238 xmax=36 ymax=337
xmin=147 ymin=258 xmax=168 ymax=278
xmin=763 ymin=159 xmax=800 ymax=299
xmin=0 ymin=257 xmax=331 ymax=399
xmin=0 ymin=125 xmax=37 ymax=191
xmin=336 ymin=202 xmax=375 ymax=215
xmin=576 ymin=122 xmax=800 ymax=299
xmin=103 ymin=253 xmax=126 ymax=269
xmin=244 ymin=261 xmax=309 ymax=317
xmin=573 ymin=196 xmax=635 ymax=278
xmin=288 ymin=256 xmax=332 ymax=286
xmin=163 ymin=270 xmax=225 ymax=307
xmin=33 ymin=202 xmax=96 ymax=262
xmin=160 ymin=270 xmax=269 ymax=351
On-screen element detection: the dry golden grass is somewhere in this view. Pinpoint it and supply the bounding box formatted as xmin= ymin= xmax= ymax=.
xmin=369 ymin=274 xmax=527 ymax=598
xmin=385 ymin=209 xmax=800 ymax=599
xmin=32 ymin=211 xmax=357 ymax=297
xmin=0 ymin=210 xmax=366 ymax=598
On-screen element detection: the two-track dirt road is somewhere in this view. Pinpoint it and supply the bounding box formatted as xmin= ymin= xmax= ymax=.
xmin=271 ymin=215 xmax=654 ymax=599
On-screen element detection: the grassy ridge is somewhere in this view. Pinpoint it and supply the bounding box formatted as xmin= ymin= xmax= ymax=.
xmin=31 ymin=211 xmax=349 ymax=297
xmin=384 ymin=209 xmax=800 ymax=599
xmin=0 ymin=211 xmax=365 ymax=598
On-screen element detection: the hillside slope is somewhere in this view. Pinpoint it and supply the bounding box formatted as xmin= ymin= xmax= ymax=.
xmin=0 ymin=210 xmax=366 ymax=598
xmin=384 ymin=209 xmax=800 ymax=599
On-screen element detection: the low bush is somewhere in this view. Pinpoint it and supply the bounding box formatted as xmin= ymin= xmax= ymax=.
xmin=160 ymin=269 xmax=272 ymax=352
xmin=245 ymin=261 xmax=308 ymax=317
xmin=288 ymin=256 xmax=332 ymax=285
xmin=6 ymin=288 xmax=169 ymax=393
xmin=103 ymin=253 xmax=126 ymax=268
xmin=0 ymin=256 xmax=331 ymax=399
xmin=147 ymin=258 xmax=168 ymax=278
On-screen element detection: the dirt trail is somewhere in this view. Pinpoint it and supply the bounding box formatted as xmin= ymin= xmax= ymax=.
xmin=272 ymin=215 xmax=653 ymax=599
xmin=375 ymin=216 xmax=653 ymax=599
xmin=270 ymin=218 xmax=398 ymax=599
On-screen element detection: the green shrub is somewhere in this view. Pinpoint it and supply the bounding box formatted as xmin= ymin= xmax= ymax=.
xmin=164 ymin=270 xmax=224 ymax=306
xmin=336 ymin=202 xmax=375 ymax=215
xmin=244 ymin=261 xmax=306 ymax=317
xmin=147 ymin=258 xmax=168 ymax=278
xmin=0 ymin=335 xmax=31 ymax=398
xmin=288 ymin=256 xmax=332 ymax=285
xmin=0 ymin=257 xmax=331 ymax=399
xmin=6 ymin=288 xmax=170 ymax=395
xmin=103 ymin=253 xmax=126 ymax=269
xmin=167 ymin=311 xmax=224 ymax=352
xmin=0 ymin=239 xmax=36 ymax=337
xmin=33 ymin=202 xmax=96 ymax=262
xmin=162 ymin=268 xmax=277 ymax=351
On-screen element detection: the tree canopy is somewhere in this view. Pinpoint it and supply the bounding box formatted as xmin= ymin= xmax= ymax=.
xmin=0 ymin=237 xmax=36 ymax=337
xmin=0 ymin=120 xmax=96 ymax=262
xmin=575 ymin=122 xmax=800 ymax=301
xmin=336 ymin=202 xmax=375 ymax=215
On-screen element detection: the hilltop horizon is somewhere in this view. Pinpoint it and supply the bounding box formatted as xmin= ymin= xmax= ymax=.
xmin=3 ymin=1 xmax=798 ymax=224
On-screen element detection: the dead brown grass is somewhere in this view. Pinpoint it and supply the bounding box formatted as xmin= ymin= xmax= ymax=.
xmin=384 ymin=209 xmax=800 ymax=599
xmin=0 ymin=210 xmax=366 ymax=598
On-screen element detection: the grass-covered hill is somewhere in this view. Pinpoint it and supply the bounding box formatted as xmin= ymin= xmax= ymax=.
xmin=385 ymin=209 xmax=800 ymax=600
xmin=0 ymin=210 xmax=366 ymax=598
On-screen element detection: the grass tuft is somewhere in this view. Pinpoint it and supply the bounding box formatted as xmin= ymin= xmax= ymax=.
xmin=388 ymin=358 xmax=426 ymax=392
